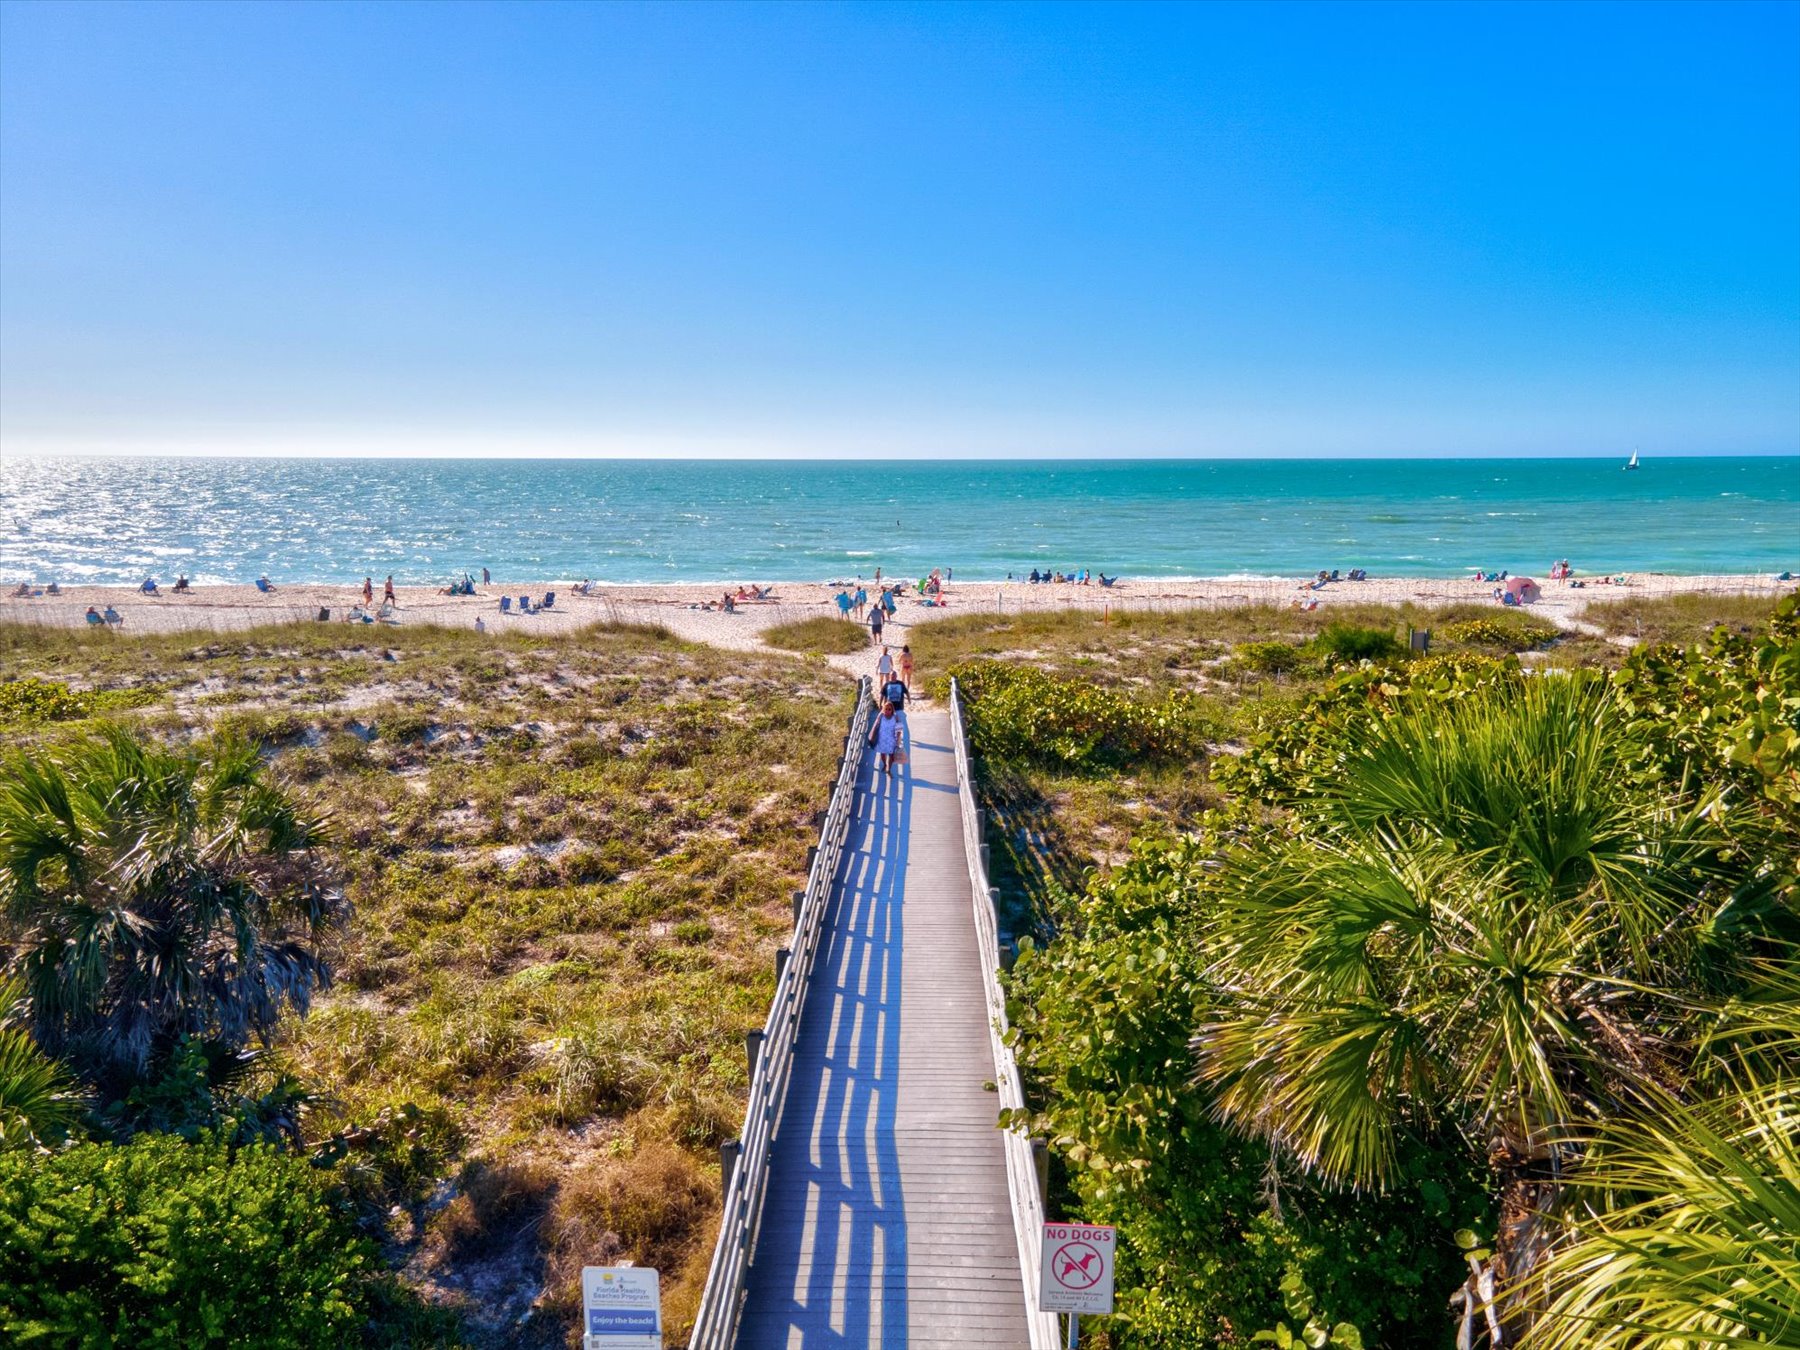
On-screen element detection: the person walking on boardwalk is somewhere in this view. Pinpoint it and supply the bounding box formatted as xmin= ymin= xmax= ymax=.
xmin=868 ymin=600 xmax=885 ymax=644
xmin=899 ymin=644 xmax=914 ymax=692
xmin=876 ymin=645 xmax=894 ymax=687
xmin=869 ymin=699 xmax=904 ymax=776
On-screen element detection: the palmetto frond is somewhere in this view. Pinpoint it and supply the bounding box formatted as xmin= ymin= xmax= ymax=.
xmin=1524 ymin=1081 xmax=1800 ymax=1350
xmin=0 ymin=731 xmax=343 ymax=1093
xmin=1195 ymin=676 xmax=1756 ymax=1188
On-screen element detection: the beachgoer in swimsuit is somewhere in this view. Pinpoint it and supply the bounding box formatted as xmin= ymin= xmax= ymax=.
xmin=383 ymin=576 xmax=396 ymax=605
xmin=900 ymin=645 xmax=914 ymax=691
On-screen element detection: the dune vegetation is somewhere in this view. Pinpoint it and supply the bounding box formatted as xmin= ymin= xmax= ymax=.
xmin=0 ymin=620 xmax=851 ymax=1348
xmin=1 ymin=590 xmax=1792 ymax=1349
xmin=950 ymin=591 xmax=1800 ymax=1348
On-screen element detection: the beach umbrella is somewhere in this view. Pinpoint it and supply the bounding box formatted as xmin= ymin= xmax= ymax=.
xmin=1504 ymin=576 xmax=1541 ymax=603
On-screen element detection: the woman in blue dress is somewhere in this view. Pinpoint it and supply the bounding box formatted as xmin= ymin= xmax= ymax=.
xmin=868 ymin=700 xmax=905 ymax=776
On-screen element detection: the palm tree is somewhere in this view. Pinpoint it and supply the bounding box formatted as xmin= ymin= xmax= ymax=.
xmin=1192 ymin=676 xmax=1786 ymax=1340
xmin=1523 ymin=1080 xmax=1800 ymax=1350
xmin=0 ymin=978 xmax=82 ymax=1148
xmin=0 ymin=730 xmax=344 ymax=1099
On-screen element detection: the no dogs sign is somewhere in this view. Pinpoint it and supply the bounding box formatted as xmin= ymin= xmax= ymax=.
xmin=1039 ymin=1222 xmax=1116 ymax=1315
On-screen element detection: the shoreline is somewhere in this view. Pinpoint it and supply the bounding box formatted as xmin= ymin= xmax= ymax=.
xmin=2 ymin=574 xmax=1789 ymax=663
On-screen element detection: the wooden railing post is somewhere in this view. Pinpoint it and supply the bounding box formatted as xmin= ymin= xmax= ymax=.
xmin=745 ymin=1030 xmax=764 ymax=1078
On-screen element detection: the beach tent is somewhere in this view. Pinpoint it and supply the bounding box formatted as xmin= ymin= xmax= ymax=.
xmin=1504 ymin=576 xmax=1541 ymax=604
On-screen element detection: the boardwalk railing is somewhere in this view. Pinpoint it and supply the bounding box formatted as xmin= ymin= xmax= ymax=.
xmin=949 ymin=678 xmax=1064 ymax=1349
xmin=688 ymin=677 xmax=874 ymax=1349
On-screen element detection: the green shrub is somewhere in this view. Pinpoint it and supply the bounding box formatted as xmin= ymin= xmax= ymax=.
xmin=1442 ymin=615 xmax=1558 ymax=651
xmin=1004 ymin=838 xmax=1488 ymax=1347
xmin=944 ymin=661 xmax=1216 ymax=771
xmin=1236 ymin=640 xmax=1305 ymax=674
xmin=1307 ymin=624 xmax=1403 ymax=666
xmin=0 ymin=1133 xmax=372 ymax=1347
xmin=0 ymin=678 xmax=154 ymax=725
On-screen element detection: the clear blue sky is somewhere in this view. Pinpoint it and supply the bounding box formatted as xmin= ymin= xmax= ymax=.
xmin=2 ymin=0 xmax=1796 ymax=458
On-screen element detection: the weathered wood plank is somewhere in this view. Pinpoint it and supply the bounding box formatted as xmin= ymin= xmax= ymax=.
xmin=735 ymin=710 xmax=1030 ymax=1347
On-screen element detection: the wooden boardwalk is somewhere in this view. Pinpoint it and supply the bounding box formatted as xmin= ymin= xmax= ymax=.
xmin=736 ymin=708 xmax=1030 ymax=1349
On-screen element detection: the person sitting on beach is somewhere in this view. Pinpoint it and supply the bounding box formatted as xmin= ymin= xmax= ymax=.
xmin=1028 ymin=568 xmax=1041 ymax=583
xmin=85 ymin=606 xmax=102 ymax=624
xmin=141 ymin=577 xmax=159 ymax=594
xmin=722 ymin=593 xmax=737 ymax=613
xmin=172 ymin=575 xmax=190 ymax=592
xmin=45 ymin=581 xmax=60 ymax=595
xmin=256 ymin=576 xmax=276 ymax=593
xmin=10 ymin=582 xmax=32 ymax=598
xmin=475 ymin=616 xmax=486 ymax=633
xmin=1098 ymin=573 xmax=1116 ymax=587
xmin=103 ymin=606 xmax=122 ymax=625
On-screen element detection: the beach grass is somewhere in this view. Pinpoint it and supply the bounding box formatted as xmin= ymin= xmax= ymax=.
xmin=1578 ymin=589 xmax=1794 ymax=644
xmin=761 ymin=614 xmax=870 ymax=655
xmin=0 ymin=618 xmax=852 ymax=1346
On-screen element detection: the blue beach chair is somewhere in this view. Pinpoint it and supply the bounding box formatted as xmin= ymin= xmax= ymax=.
xmin=499 ymin=597 xmax=512 ymax=614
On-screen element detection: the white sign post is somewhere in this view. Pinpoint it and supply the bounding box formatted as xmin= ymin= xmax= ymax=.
xmin=1039 ymin=1222 xmax=1116 ymax=1346
xmin=582 ymin=1267 xmax=662 ymax=1350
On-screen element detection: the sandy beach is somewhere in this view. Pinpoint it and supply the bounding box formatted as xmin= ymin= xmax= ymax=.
xmin=3 ymin=572 xmax=1788 ymax=666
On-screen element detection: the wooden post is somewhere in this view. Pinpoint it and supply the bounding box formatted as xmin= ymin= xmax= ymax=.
xmin=720 ymin=1138 xmax=742 ymax=1196
xmin=1032 ymin=1137 xmax=1050 ymax=1211
xmin=774 ymin=947 xmax=790 ymax=984
xmin=745 ymin=1029 xmax=765 ymax=1076
xmin=791 ymin=889 xmax=805 ymax=927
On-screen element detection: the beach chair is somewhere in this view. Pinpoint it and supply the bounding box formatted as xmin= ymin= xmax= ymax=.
xmin=542 ymin=592 xmax=555 ymax=610
xmin=255 ymin=578 xmax=273 ymax=593
xmin=1099 ymin=575 xmax=1118 ymax=588
xmin=85 ymin=610 xmax=103 ymax=626
xmin=499 ymin=596 xmax=512 ymax=614
xmin=517 ymin=594 xmax=533 ymax=613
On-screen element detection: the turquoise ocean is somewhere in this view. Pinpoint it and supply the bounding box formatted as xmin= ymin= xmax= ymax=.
xmin=1 ymin=456 xmax=1795 ymax=586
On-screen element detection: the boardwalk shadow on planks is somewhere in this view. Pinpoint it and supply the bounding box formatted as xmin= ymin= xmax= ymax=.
xmin=738 ymin=759 xmax=912 ymax=1348
xmin=737 ymin=711 xmax=1031 ymax=1349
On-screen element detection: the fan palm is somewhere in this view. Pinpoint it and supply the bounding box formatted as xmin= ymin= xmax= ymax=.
xmin=1193 ymin=675 xmax=1786 ymax=1334
xmin=0 ymin=978 xmax=82 ymax=1148
xmin=0 ymin=730 xmax=343 ymax=1098
xmin=1523 ymin=1080 xmax=1800 ymax=1350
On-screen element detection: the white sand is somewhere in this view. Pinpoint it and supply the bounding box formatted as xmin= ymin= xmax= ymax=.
xmin=3 ymin=572 xmax=1788 ymax=687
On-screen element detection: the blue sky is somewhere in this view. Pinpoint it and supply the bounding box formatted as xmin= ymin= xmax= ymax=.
xmin=1 ymin=0 xmax=1796 ymax=458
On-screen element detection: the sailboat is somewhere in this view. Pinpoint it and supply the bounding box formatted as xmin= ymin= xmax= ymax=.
xmin=1624 ymin=449 xmax=1640 ymax=471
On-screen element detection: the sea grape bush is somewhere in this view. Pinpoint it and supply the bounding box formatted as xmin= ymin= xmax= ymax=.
xmin=0 ymin=1133 xmax=372 ymax=1348
xmin=944 ymin=660 xmax=1217 ymax=771
xmin=1442 ymin=615 xmax=1558 ymax=651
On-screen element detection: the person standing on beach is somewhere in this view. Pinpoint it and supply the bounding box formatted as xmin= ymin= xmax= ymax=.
xmin=900 ymin=645 xmax=914 ymax=691
xmin=482 ymin=567 xmax=491 ymax=584
xmin=362 ymin=577 xmax=374 ymax=605
xmin=384 ymin=576 xmax=396 ymax=605
xmin=868 ymin=601 xmax=885 ymax=644
xmin=854 ymin=585 xmax=868 ymax=619
xmin=876 ymin=645 xmax=893 ymax=687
